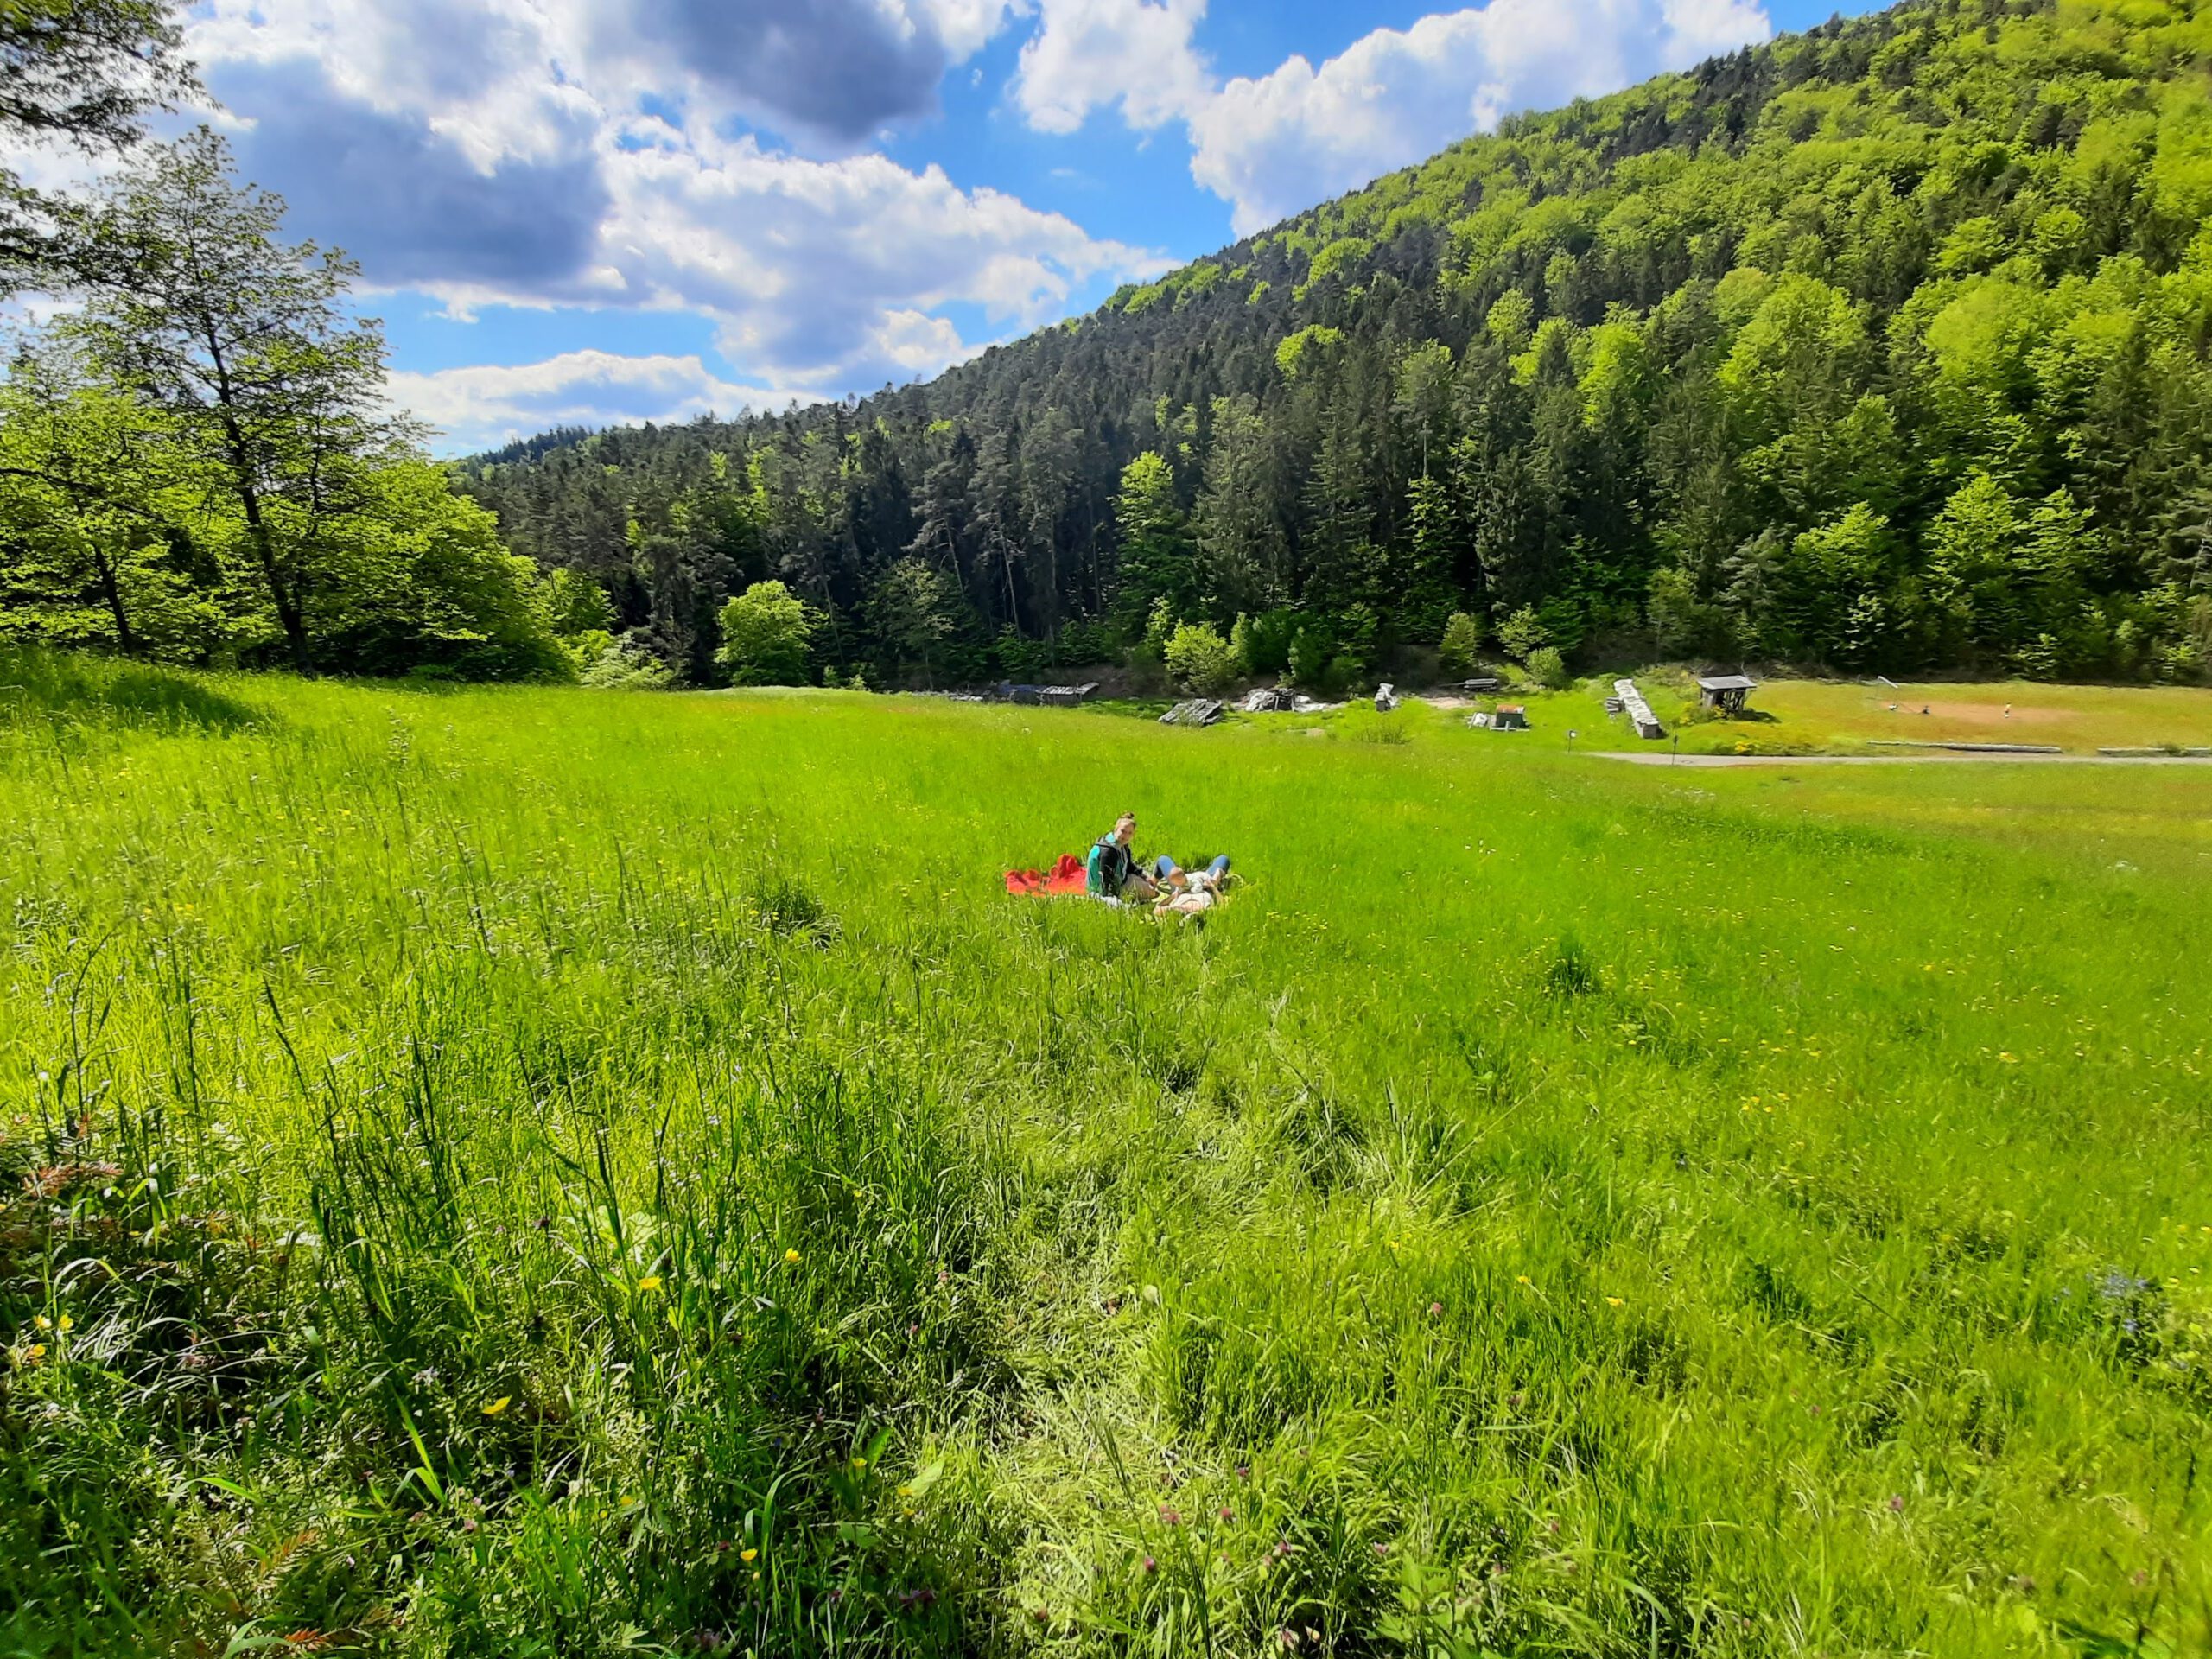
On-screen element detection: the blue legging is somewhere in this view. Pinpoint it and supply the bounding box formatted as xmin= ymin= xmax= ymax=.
xmin=1154 ymin=855 xmax=1230 ymax=881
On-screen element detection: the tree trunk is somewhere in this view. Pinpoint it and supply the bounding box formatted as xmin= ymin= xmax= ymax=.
xmin=92 ymin=545 xmax=137 ymax=657
xmin=243 ymin=486 xmax=307 ymax=666
xmin=222 ymin=420 xmax=306 ymax=666
xmin=207 ymin=332 xmax=309 ymax=667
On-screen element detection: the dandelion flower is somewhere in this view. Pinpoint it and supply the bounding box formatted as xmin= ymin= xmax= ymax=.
xmin=1515 ymin=1274 xmax=1531 ymax=1286
xmin=785 ymin=1248 xmax=802 ymax=1265
xmin=56 ymin=1316 xmax=72 ymax=1333
xmin=637 ymin=1275 xmax=662 ymax=1293
xmin=482 ymin=1396 xmax=512 ymax=1417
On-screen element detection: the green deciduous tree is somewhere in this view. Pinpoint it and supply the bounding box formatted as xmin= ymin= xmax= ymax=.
xmin=1112 ymin=450 xmax=1195 ymax=631
xmin=1926 ymin=473 xmax=2024 ymax=663
xmin=1167 ymin=623 xmax=1238 ymax=703
xmin=0 ymin=343 xmax=218 ymax=658
xmin=0 ymin=0 xmax=193 ymax=290
xmin=1497 ymin=606 xmax=1549 ymax=660
xmin=1163 ymin=620 xmax=1235 ymax=695
xmin=71 ymin=128 xmax=415 ymax=667
xmin=300 ymin=459 xmax=569 ymax=680
xmin=0 ymin=129 xmax=568 ymax=682
xmin=715 ymin=580 xmax=819 ymax=685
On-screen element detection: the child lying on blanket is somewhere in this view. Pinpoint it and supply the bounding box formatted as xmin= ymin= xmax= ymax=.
xmin=1151 ymin=857 xmax=1231 ymax=917
xmin=1151 ymin=854 xmax=1230 ymax=890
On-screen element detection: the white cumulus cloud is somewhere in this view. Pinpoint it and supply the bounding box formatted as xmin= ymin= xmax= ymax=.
xmin=1012 ymin=0 xmax=1772 ymax=234
xmin=588 ymin=127 xmax=1150 ymax=385
xmin=166 ymin=0 xmax=1164 ymax=431
xmin=387 ymin=350 xmax=795 ymax=454
xmin=1011 ymin=0 xmax=1212 ymax=135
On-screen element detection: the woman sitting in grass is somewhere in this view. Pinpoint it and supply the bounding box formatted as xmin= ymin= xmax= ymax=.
xmin=1085 ymin=812 xmax=1157 ymax=903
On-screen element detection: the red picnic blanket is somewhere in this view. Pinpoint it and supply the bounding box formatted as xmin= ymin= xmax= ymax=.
xmin=1005 ymin=853 xmax=1087 ymax=896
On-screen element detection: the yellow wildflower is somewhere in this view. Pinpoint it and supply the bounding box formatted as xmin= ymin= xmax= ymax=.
xmin=482 ymin=1396 xmax=512 ymax=1417
xmin=784 ymin=1248 xmax=802 ymax=1265
xmin=740 ymin=1548 xmax=758 ymax=1563
xmin=637 ymin=1275 xmax=662 ymax=1293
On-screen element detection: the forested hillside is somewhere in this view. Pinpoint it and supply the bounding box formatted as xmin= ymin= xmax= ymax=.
xmin=458 ymin=0 xmax=2212 ymax=690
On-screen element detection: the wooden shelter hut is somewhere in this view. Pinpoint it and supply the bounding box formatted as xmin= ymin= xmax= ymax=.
xmin=1698 ymin=674 xmax=1758 ymax=715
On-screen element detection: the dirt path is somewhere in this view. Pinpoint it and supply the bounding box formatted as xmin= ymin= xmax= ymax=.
xmin=1588 ymin=751 xmax=2212 ymax=767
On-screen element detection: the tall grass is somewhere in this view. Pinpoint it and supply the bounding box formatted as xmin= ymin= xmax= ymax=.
xmin=1 ymin=655 xmax=2206 ymax=1656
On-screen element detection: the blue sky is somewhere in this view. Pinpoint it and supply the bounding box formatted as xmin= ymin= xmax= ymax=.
xmin=174 ymin=0 xmax=1873 ymax=452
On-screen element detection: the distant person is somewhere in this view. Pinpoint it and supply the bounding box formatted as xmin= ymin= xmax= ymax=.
xmin=1154 ymin=861 xmax=1229 ymax=916
xmin=1086 ymin=813 xmax=1156 ymax=903
xmin=1154 ymin=878 xmax=1222 ymax=918
xmin=1152 ymin=854 xmax=1231 ymax=890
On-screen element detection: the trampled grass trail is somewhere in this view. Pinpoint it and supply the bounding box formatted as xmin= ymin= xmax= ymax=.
xmin=1 ymin=663 xmax=2207 ymax=1657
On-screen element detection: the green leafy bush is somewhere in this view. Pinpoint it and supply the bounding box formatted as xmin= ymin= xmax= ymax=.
xmin=1497 ymin=607 xmax=1549 ymax=661
xmin=1164 ymin=620 xmax=1236 ymax=695
xmin=578 ymin=635 xmax=675 ymax=689
xmin=1233 ymin=608 xmax=1299 ymax=677
xmin=1287 ymin=624 xmax=1332 ymax=691
xmin=715 ymin=581 xmax=819 ymax=686
xmin=1438 ymin=612 xmax=1484 ymax=678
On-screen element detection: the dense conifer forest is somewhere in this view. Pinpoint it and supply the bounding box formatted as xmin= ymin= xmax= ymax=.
xmin=455 ymin=0 xmax=2212 ymax=690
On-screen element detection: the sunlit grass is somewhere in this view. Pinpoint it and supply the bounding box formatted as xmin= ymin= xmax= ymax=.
xmin=1419 ymin=670 xmax=2212 ymax=755
xmin=2 ymin=654 xmax=2206 ymax=1656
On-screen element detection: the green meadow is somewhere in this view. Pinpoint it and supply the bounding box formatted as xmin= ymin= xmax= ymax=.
xmin=2 ymin=656 xmax=2207 ymax=1658
xmin=1402 ymin=673 xmax=2212 ymax=759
